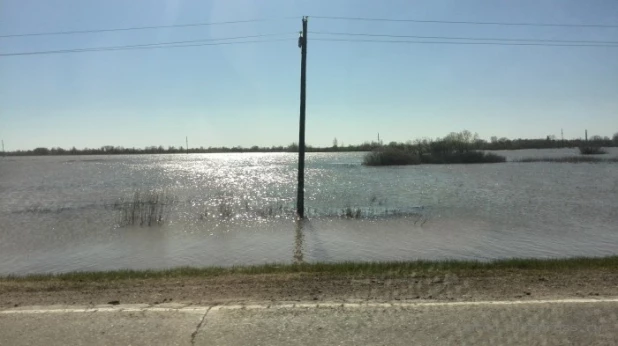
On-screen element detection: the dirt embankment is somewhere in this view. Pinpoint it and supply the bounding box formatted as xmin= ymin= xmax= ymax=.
xmin=2 ymin=268 xmax=617 ymax=308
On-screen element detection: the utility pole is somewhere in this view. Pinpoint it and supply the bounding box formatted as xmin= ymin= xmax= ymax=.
xmin=186 ymin=136 xmax=189 ymax=154
xmin=296 ymin=16 xmax=308 ymax=219
xmin=561 ymin=128 xmax=564 ymax=147
xmin=1 ymin=140 xmax=4 ymax=157
xmin=585 ymin=129 xmax=588 ymax=142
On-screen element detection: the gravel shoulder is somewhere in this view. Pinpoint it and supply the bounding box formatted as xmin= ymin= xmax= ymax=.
xmin=2 ymin=267 xmax=617 ymax=309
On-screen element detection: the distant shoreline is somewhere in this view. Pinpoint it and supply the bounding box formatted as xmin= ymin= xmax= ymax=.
xmin=5 ymin=134 xmax=617 ymax=157
xmin=4 ymin=146 xmax=618 ymax=157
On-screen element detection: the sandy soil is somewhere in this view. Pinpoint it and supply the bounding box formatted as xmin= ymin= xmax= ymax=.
xmin=1 ymin=269 xmax=617 ymax=308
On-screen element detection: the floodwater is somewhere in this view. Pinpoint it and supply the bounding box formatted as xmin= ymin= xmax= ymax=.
xmin=1 ymin=148 xmax=617 ymax=275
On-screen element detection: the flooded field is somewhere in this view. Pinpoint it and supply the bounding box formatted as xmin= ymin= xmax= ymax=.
xmin=1 ymin=148 xmax=617 ymax=274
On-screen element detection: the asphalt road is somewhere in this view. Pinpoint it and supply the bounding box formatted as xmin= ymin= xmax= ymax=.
xmin=1 ymin=299 xmax=617 ymax=346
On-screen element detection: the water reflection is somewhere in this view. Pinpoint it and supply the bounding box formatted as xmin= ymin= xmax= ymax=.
xmin=294 ymin=219 xmax=305 ymax=264
xmin=2 ymin=150 xmax=618 ymax=274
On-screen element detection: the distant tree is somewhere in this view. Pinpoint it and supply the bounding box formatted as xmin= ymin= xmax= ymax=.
xmin=461 ymin=130 xmax=479 ymax=144
xmin=613 ymin=132 xmax=618 ymax=144
xmin=51 ymin=147 xmax=66 ymax=155
xmin=490 ymin=136 xmax=498 ymax=144
xmin=33 ymin=147 xmax=50 ymax=155
xmin=332 ymin=138 xmax=338 ymax=148
xmin=441 ymin=130 xmax=478 ymax=153
xmin=287 ymin=142 xmax=298 ymax=152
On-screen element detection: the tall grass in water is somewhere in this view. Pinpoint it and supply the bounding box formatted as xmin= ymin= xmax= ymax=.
xmin=579 ymin=146 xmax=607 ymax=155
xmin=118 ymin=190 xmax=175 ymax=227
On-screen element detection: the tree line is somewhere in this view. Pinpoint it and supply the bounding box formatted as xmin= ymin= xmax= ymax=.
xmin=4 ymin=131 xmax=618 ymax=156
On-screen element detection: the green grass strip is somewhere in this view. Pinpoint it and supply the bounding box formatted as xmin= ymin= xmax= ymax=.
xmin=2 ymin=256 xmax=617 ymax=282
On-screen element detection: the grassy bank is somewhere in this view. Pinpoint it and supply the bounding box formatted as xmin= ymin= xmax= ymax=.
xmin=3 ymin=256 xmax=617 ymax=282
xmin=518 ymin=156 xmax=618 ymax=163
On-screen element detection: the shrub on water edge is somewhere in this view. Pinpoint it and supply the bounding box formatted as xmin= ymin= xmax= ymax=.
xmin=363 ymin=148 xmax=506 ymax=166
xmin=579 ymin=146 xmax=607 ymax=155
xmin=363 ymin=148 xmax=421 ymax=166
xmin=420 ymin=151 xmax=506 ymax=164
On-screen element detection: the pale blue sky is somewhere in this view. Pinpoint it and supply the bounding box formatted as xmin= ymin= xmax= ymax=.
xmin=1 ymin=0 xmax=617 ymax=150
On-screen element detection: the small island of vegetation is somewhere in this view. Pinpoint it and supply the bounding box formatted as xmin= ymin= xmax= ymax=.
xmin=579 ymin=146 xmax=607 ymax=155
xmin=363 ymin=131 xmax=506 ymax=166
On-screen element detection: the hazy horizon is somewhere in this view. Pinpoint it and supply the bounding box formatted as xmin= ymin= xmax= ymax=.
xmin=3 ymin=130 xmax=616 ymax=152
xmin=1 ymin=0 xmax=617 ymax=151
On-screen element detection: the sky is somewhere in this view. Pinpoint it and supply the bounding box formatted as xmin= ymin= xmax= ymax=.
xmin=1 ymin=0 xmax=617 ymax=150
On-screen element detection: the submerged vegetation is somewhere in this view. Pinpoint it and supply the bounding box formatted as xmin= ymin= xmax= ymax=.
xmin=114 ymin=191 xmax=426 ymax=225
xmin=116 ymin=190 xmax=175 ymax=227
xmin=517 ymin=156 xmax=618 ymax=163
xmin=4 ymin=256 xmax=618 ymax=281
xmin=364 ymin=131 xmax=506 ymax=166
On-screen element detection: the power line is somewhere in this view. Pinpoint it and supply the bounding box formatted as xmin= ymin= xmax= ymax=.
xmin=311 ymin=31 xmax=618 ymax=45
xmin=311 ymin=16 xmax=618 ymax=28
xmin=0 ymin=17 xmax=298 ymax=38
xmin=312 ymin=38 xmax=618 ymax=48
xmin=0 ymin=37 xmax=295 ymax=57
xmin=82 ymin=32 xmax=292 ymax=51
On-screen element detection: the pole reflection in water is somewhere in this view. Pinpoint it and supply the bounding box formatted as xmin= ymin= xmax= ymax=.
xmin=294 ymin=219 xmax=305 ymax=264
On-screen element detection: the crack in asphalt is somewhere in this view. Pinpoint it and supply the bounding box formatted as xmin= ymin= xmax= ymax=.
xmin=190 ymin=306 xmax=212 ymax=345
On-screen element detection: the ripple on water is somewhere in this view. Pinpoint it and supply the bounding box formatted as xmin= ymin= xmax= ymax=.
xmin=1 ymin=150 xmax=617 ymax=274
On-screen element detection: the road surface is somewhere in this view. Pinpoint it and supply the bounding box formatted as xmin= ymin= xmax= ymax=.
xmin=1 ymin=299 xmax=617 ymax=345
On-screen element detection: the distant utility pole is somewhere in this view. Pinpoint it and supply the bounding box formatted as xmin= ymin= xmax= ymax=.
xmin=561 ymin=128 xmax=564 ymax=147
xmin=1 ymin=140 xmax=4 ymax=156
xmin=296 ymin=16 xmax=308 ymax=219
xmin=585 ymin=129 xmax=588 ymax=142
xmin=186 ymin=136 xmax=189 ymax=154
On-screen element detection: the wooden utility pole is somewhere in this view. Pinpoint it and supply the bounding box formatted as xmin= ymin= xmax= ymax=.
xmin=297 ymin=16 xmax=308 ymax=219
xmin=186 ymin=136 xmax=189 ymax=154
